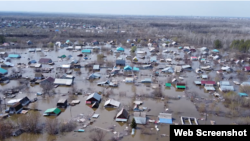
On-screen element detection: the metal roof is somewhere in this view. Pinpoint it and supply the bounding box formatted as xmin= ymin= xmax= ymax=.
xmin=93 ymin=65 xmax=100 ymax=69
xmin=57 ymin=98 xmax=67 ymax=103
xmin=219 ymin=86 xmax=234 ymax=91
xmin=134 ymin=117 xmax=146 ymax=124
xmin=86 ymin=93 xmax=101 ymax=101
xmin=219 ymin=81 xmax=230 ymax=86
xmin=54 ymin=79 xmax=73 ymax=85
xmin=158 ymin=113 xmax=172 ymax=119
xmin=104 ymin=99 xmax=120 ymax=107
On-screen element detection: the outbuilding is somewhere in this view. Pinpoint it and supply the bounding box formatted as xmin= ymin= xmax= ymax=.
xmin=86 ymin=93 xmax=101 ymax=104
xmin=116 ymin=108 xmax=129 ymax=122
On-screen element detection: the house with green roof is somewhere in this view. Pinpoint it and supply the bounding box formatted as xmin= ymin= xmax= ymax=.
xmin=176 ymin=83 xmax=186 ymax=89
xmin=116 ymin=47 xmax=124 ymax=52
xmin=0 ymin=68 xmax=8 ymax=75
xmin=165 ymin=83 xmax=171 ymax=87
xmin=133 ymin=67 xmax=140 ymax=71
xmin=43 ymin=108 xmax=61 ymax=116
xmin=82 ymin=49 xmax=91 ymax=54
xmin=58 ymin=55 xmax=66 ymax=58
xmin=124 ymin=65 xmax=132 ymax=71
xmin=8 ymin=54 xmax=21 ymax=58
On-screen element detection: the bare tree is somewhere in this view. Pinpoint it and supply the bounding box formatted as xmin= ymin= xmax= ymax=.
xmin=17 ymin=112 xmax=42 ymax=133
xmin=45 ymin=118 xmax=59 ymax=135
xmin=40 ymin=81 xmax=54 ymax=96
xmin=89 ymin=129 xmax=106 ymax=141
xmin=0 ymin=120 xmax=14 ymax=140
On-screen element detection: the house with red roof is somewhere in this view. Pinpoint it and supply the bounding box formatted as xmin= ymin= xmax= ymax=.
xmin=244 ymin=66 xmax=250 ymax=72
xmin=201 ymin=81 xmax=216 ymax=86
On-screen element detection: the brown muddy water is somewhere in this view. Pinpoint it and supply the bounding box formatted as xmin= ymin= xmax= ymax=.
xmin=1 ymin=45 xmax=248 ymax=141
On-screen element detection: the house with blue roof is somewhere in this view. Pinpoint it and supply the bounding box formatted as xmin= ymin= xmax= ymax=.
xmin=124 ymin=65 xmax=132 ymax=71
xmin=82 ymin=49 xmax=91 ymax=54
xmin=116 ymin=47 xmax=124 ymax=52
xmin=0 ymin=68 xmax=8 ymax=75
xmin=158 ymin=113 xmax=172 ymax=124
xmin=212 ymin=49 xmax=219 ymax=53
xmin=8 ymin=54 xmax=21 ymax=58
xmin=133 ymin=67 xmax=140 ymax=71
xmin=238 ymin=93 xmax=248 ymax=97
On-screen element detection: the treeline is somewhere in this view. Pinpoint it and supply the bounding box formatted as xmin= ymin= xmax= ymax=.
xmin=230 ymin=39 xmax=250 ymax=52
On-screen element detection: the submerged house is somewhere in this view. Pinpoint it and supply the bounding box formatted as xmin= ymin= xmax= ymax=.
xmin=81 ymin=49 xmax=91 ymax=54
xmin=104 ymin=99 xmax=120 ymax=108
xmin=43 ymin=108 xmax=61 ymax=116
xmin=93 ymin=65 xmax=100 ymax=71
xmin=244 ymin=66 xmax=250 ymax=72
xmin=174 ymin=66 xmax=182 ymax=73
xmin=116 ymin=47 xmax=124 ymax=52
xmin=161 ymin=67 xmax=174 ymax=73
xmin=182 ymin=65 xmax=192 ymax=70
xmin=238 ymin=93 xmax=248 ymax=97
xmin=158 ymin=113 xmax=172 ymax=124
xmin=201 ymin=81 xmax=216 ymax=86
xmin=8 ymin=54 xmax=21 ymax=58
xmin=9 ymin=102 xmax=23 ymax=114
xmin=39 ymin=58 xmax=53 ymax=64
xmin=0 ymin=68 xmax=8 ymax=75
xmin=176 ymin=83 xmax=186 ymax=89
xmin=134 ymin=112 xmax=147 ymax=125
xmin=86 ymin=93 xmax=101 ymax=104
xmin=141 ymin=78 xmax=152 ymax=83
xmin=54 ymin=79 xmax=73 ymax=85
xmin=116 ymin=108 xmax=129 ymax=122
xmin=34 ymin=73 xmax=44 ymax=80
xmin=19 ymin=96 xmax=30 ymax=106
xmin=116 ymin=60 xmax=125 ymax=66
xmin=125 ymin=77 xmax=134 ymax=83
xmin=57 ymin=98 xmax=68 ymax=108
xmin=124 ymin=65 xmax=132 ymax=71
xmin=219 ymin=86 xmax=234 ymax=92
xmin=88 ymin=73 xmax=101 ymax=79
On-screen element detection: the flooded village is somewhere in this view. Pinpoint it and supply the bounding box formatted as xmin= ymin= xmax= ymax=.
xmin=1 ymin=13 xmax=250 ymax=141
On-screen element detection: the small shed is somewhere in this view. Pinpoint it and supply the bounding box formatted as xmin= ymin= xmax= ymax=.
xmin=116 ymin=108 xmax=129 ymax=122
xmin=133 ymin=67 xmax=140 ymax=71
xmin=150 ymin=56 xmax=157 ymax=63
xmin=238 ymin=93 xmax=248 ymax=97
xmin=174 ymin=66 xmax=182 ymax=73
xmin=39 ymin=58 xmax=52 ymax=64
xmin=125 ymin=77 xmax=134 ymax=83
xmin=116 ymin=60 xmax=125 ymax=66
xmin=57 ymin=98 xmax=68 ymax=108
xmin=176 ymin=83 xmax=186 ymax=89
xmin=124 ymin=65 xmax=132 ymax=71
xmin=8 ymin=54 xmax=21 ymax=58
xmin=165 ymin=83 xmax=171 ymax=87
xmin=116 ymin=47 xmax=124 ymax=52
xmin=93 ymin=65 xmax=100 ymax=71
xmin=82 ymin=49 xmax=91 ymax=54
xmin=44 ymin=108 xmax=61 ymax=116
xmin=134 ymin=112 xmax=147 ymax=124
xmin=141 ymin=78 xmax=152 ymax=83
xmin=0 ymin=67 xmax=8 ymax=75
xmin=86 ymin=93 xmax=101 ymax=104
xmin=9 ymin=102 xmax=23 ymax=114
xmin=158 ymin=113 xmax=172 ymax=124
xmin=104 ymin=99 xmax=120 ymax=108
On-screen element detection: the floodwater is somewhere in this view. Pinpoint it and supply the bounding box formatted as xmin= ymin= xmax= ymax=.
xmin=1 ymin=44 xmax=247 ymax=141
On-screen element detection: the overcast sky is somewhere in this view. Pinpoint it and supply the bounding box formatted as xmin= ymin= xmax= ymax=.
xmin=0 ymin=1 xmax=249 ymax=17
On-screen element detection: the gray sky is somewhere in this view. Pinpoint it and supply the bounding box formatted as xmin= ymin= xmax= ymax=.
xmin=0 ymin=1 xmax=249 ymax=17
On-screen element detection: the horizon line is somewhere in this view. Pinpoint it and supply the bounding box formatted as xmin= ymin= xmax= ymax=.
xmin=0 ymin=11 xmax=250 ymax=19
